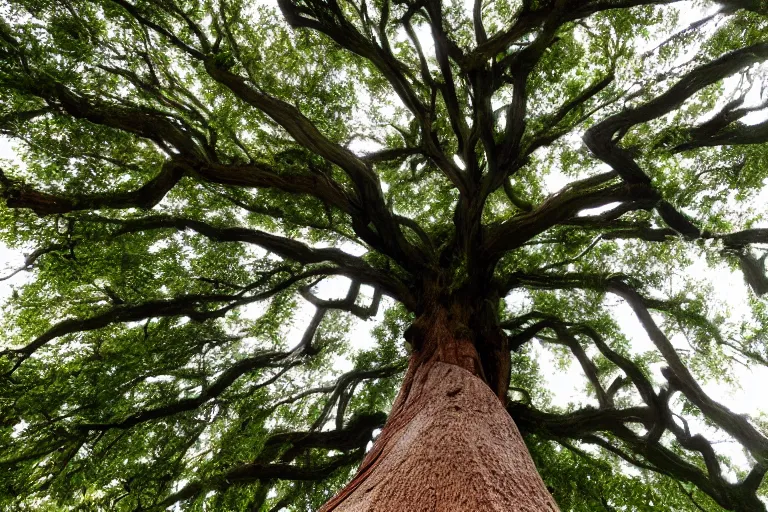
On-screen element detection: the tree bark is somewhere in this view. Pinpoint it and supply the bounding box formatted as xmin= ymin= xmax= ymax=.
xmin=320 ymin=308 xmax=559 ymax=511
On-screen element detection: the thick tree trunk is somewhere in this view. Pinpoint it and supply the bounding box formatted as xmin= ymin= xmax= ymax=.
xmin=319 ymin=306 xmax=559 ymax=512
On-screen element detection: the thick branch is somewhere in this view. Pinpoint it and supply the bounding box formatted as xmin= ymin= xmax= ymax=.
xmin=1 ymin=161 xmax=185 ymax=216
xmin=202 ymin=55 xmax=426 ymax=271
xmin=607 ymin=280 xmax=768 ymax=463
xmin=585 ymin=42 xmax=768 ymax=186
xmin=106 ymin=215 xmax=412 ymax=304
xmin=485 ymin=172 xmax=656 ymax=256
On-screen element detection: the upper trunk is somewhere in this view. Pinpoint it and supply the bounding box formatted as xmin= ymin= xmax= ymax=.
xmin=407 ymin=281 xmax=511 ymax=398
xmin=319 ymin=304 xmax=559 ymax=512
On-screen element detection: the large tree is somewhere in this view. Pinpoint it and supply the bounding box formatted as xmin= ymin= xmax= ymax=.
xmin=1 ymin=0 xmax=768 ymax=509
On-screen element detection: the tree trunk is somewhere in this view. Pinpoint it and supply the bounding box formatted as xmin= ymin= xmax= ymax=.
xmin=319 ymin=306 xmax=560 ymax=512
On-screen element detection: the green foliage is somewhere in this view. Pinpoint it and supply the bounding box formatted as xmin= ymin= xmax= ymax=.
xmin=0 ymin=0 xmax=767 ymax=510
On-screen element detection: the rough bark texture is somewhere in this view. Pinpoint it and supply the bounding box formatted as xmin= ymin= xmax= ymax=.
xmin=320 ymin=350 xmax=559 ymax=511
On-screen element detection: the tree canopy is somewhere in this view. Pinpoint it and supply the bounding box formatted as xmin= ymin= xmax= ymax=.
xmin=1 ymin=0 xmax=768 ymax=510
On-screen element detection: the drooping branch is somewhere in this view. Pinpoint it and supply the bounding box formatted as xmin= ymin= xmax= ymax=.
xmin=607 ymin=280 xmax=768 ymax=463
xmin=505 ymin=310 xmax=768 ymax=511
xmin=674 ymin=114 xmax=768 ymax=152
xmin=541 ymin=326 xmax=610 ymax=408
xmin=308 ymin=362 xmax=406 ymax=432
xmin=1 ymin=269 xmax=303 ymax=372
xmin=510 ymin=218 xmax=768 ymax=296
xmin=160 ymin=411 xmax=387 ymax=509
xmin=505 ymin=267 xmax=768 ymax=372
xmin=76 ymin=353 xmax=295 ymax=432
xmin=73 ymin=307 xmax=329 ymax=433
xmin=503 ymin=277 xmax=768 ymax=477
xmin=15 ymin=76 xmax=209 ymax=159
xmin=153 ymin=397 xmax=389 ymax=508
xmin=102 ymin=214 xmax=413 ymax=305
xmin=0 ymin=160 xmax=185 ymax=216
xmin=512 ymin=399 xmax=767 ymax=512
xmin=270 ymin=361 xmax=407 ymax=411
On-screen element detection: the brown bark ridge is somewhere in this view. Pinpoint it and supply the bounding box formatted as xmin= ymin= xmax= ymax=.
xmin=320 ymin=308 xmax=559 ymax=512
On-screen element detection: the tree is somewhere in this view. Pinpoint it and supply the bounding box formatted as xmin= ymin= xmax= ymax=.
xmin=1 ymin=0 xmax=768 ymax=509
